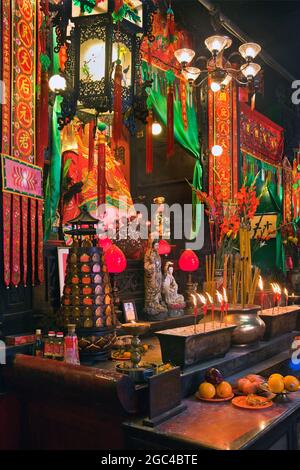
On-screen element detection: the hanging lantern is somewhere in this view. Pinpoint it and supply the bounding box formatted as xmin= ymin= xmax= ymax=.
xmin=104 ymin=245 xmax=127 ymax=274
xmin=58 ymin=0 xmax=147 ymax=127
xmin=178 ymin=249 xmax=199 ymax=272
xmin=158 ymin=239 xmax=171 ymax=256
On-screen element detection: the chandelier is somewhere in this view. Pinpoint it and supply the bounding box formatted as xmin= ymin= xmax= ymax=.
xmin=174 ymin=35 xmax=262 ymax=94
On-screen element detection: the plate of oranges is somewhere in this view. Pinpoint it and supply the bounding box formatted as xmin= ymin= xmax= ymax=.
xmin=196 ymin=381 xmax=234 ymax=402
xmin=259 ymin=373 xmax=300 ymax=398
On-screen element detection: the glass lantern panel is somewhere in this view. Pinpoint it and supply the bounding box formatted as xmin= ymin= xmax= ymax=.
xmin=72 ymin=0 xmax=108 ymax=17
xmin=80 ymin=39 xmax=106 ymax=82
xmin=112 ymin=42 xmax=132 ymax=87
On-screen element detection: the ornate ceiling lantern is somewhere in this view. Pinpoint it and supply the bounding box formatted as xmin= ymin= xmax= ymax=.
xmin=50 ymin=0 xmax=157 ymax=130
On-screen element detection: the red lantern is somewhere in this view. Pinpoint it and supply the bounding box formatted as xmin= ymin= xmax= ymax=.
xmin=178 ymin=250 xmax=199 ymax=272
xmin=104 ymin=245 xmax=127 ymax=274
xmin=158 ymin=239 xmax=171 ymax=256
xmin=98 ymin=237 xmax=113 ymax=252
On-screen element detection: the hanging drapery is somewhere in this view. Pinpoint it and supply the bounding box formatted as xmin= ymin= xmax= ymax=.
xmin=21 ymin=197 xmax=29 ymax=286
xmin=3 ymin=193 xmax=12 ymax=288
xmin=37 ymin=200 xmax=44 ymax=284
xmin=88 ymin=119 xmax=95 ymax=172
xmin=30 ymin=199 xmax=37 ymax=285
xmin=11 ymin=196 xmax=21 ymax=287
xmin=97 ymin=124 xmax=107 ymax=207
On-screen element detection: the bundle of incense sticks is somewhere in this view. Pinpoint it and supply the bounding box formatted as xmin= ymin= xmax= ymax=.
xmin=205 ymin=254 xmax=216 ymax=297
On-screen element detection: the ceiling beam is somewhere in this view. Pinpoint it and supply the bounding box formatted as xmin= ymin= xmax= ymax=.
xmin=197 ymin=0 xmax=296 ymax=82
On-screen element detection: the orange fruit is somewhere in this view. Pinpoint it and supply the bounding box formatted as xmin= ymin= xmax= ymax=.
xmin=269 ymin=373 xmax=284 ymax=381
xmin=268 ymin=376 xmax=285 ymax=394
xmin=123 ymin=351 xmax=131 ymax=359
xmin=216 ymin=381 xmax=232 ymax=398
xmin=198 ymin=382 xmax=216 ymax=399
xmin=283 ymin=376 xmax=299 ymax=392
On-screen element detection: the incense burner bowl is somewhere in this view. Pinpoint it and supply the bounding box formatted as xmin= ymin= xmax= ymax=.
xmin=226 ymin=305 xmax=265 ymax=347
xmin=156 ymin=323 xmax=236 ymax=369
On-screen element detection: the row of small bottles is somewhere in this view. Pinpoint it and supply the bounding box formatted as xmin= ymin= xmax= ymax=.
xmin=34 ymin=324 xmax=80 ymax=365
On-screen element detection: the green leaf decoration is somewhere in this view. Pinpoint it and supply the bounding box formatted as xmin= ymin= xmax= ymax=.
xmin=165 ymin=69 xmax=175 ymax=85
xmin=112 ymin=4 xmax=141 ymax=24
xmin=73 ymin=0 xmax=96 ymax=14
xmin=40 ymin=53 xmax=51 ymax=72
xmin=298 ymin=164 xmax=300 ymax=172
xmin=293 ymin=183 xmax=299 ymax=190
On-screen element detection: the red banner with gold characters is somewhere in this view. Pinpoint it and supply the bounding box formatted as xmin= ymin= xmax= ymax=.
xmin=1 ymin=0 xmax=44 ymax=288
xmin=208 ymin=81 xmax=238 ymax=201
xmin=240 ymin=103 xmax=284 ymax=165
xmin=11 ymin=0 xmax=36 ymax=163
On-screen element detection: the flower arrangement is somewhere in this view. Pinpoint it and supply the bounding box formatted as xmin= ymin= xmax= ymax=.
xmin=191 ymin=176 xmax=265 ymax=268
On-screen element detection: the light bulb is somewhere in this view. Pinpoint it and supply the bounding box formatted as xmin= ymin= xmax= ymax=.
xmin=221 ymin=74 xmax=232 ymax=87
xmin=182 ymin=67 xmax=201 ymax=82
xmin=211 ymin=81 xmax=221 ymax=93
xmin=205 ymin=35 xmax=232 ymax=55
xmin=152 ymin=121 xmax=162 ymax=136
xmin=239 ymin=42 xmax=261 ymax=61
xmin=212 ymin=145 xmax=223 ymax=157
xmin=174 ymin=48 xmax=195 ymax=66
xmin=240 ymin=62 xmax=261 ymax=79
xmin=49 ymin=74 xmax=67 ymax=93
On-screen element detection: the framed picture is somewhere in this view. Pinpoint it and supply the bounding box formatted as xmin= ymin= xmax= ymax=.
xmin=122 ymin=301 xmax=138 ymax=323
xmin=57 ymin=247 xmax=70 ymax=298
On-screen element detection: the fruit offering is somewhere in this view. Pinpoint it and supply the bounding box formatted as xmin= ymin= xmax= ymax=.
xmin=237 ymin=374 xmax=265 ymax=395
xmin=198 ymin=380 xmax=233 ymax=400
xmin=266 ymin=374 xmax=299 ymax=394
xmin=205 ymin=368 xmax=224 ymax=386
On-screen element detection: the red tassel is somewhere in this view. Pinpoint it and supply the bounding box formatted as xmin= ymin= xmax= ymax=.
xmin=167 ymin=8 xmax=175 ymax=39
xmin=180 ymin=80 xmax=188 ymax=130
xmin=37 ymin=70 xmax=49 ymax=167
xmin=97 ymin=134 xmax=106 ymax=207
xmin=88 ymin=119 xmax=95 ymax=172
xmin=146 ymin=109 xmax=153 ymax=174
xmin=112 ymin=62 xmax=123 ymax=146
xmin=167 ymin=84 xmax=174 ymax=158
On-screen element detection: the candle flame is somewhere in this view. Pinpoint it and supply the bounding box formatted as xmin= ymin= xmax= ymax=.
xmin=191 ymin=293 xmax=197 ymax=306
xmin=216 ymin=290 xmax=223 ymax=304
xmin=258 ymin=276 xmax=263 ymax=291
xmin=284 ymin=288 xmax=288 ymax=297
xmin=222 ymin=287 xmax=228 ymax=303
xmin=271 ymin=282 xmax=281 ymax=294
xmin=206 ymin=292 xmax=213 ymax=304
xmin=197 ymin=293 xmax=207 ymax=305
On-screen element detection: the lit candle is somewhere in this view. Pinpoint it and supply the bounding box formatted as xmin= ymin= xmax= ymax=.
xmin=284 ymin=288 xmax=288 ymax=307
xmin=197 ymin=294 xmax=207 ymax=333
xmin=223 ymin=287 xmax=229 ymax=326
xmin=258 ymin=276 xmax=264 ymax=313
xmin=191 ymin=294 xmax=198 ymax=334
xmin=277 ymin=284 xmax=282 ymax=313
xmin=216 ymin=290 xmax=224 ymax=327
xmin=206 ymin=292 xmax=214 ymax=329
xmin=271 ymin=283 xmax=277 ymax=315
